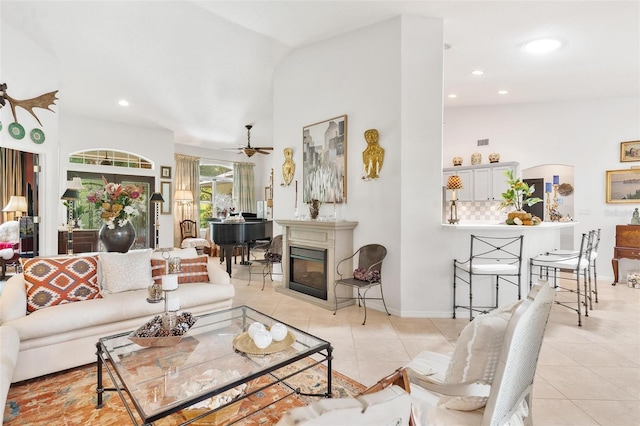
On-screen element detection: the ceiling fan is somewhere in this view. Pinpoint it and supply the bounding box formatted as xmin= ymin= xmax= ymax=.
xmin=226 ymin=124 xmax=273 ymax=157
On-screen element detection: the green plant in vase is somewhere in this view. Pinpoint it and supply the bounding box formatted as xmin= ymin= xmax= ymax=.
xmin=499 ymin=169 xmax=542 ymax=225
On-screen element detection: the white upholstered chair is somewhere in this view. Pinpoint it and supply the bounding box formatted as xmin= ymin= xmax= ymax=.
xmin=275 ymin=283 xmax=553 ymax=426
xmin=406 ymin=282 xmax=554 ymax=425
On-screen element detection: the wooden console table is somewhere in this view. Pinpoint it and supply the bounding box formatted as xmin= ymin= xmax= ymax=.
xmin=58 ymin=229 xmax=100 ymax=254
xmin=612 ymin=224 xmax=640 ymax=285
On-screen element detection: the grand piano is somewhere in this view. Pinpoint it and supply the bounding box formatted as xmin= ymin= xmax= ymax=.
xmin=208 ymin=218 xmax=273 ymax=276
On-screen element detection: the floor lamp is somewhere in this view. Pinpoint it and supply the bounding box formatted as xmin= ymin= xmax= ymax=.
xmin=61 ymin=188 xmax=79 ymax=255
xmin=150 ymin=192 xmax=164 ymax=249
xmin=174 ymin=190 xmax=194 ymax=221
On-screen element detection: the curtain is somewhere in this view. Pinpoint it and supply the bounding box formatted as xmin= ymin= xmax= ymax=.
xmin=174 ymin=154 xmax=200 ymax=247
xmin=233 ymin=162 xmax=255 ymax=213
xmin=0 ymin=148 xmax=23 ymax=224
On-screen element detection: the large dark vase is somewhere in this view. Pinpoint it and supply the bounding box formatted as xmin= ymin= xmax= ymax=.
xmin=99 ymin=222 xmax=136 ymax=253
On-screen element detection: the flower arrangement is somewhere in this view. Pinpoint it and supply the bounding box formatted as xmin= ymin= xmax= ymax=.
xmin=86 ymin=177 xmax=144 ymax=229
xmin=498 ymin=169 xmax=542 ymax=212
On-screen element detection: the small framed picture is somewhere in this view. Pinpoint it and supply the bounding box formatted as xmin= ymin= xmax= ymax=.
xmin=620 ymin=140 xmax=640 ymax=162
xmin=160 ymin=181 xmax=172 ymax=214
xmin=160 ymin=166 xmax=172 ymax=179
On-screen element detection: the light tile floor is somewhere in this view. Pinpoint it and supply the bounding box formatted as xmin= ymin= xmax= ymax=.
xmin=226 ymin=260 xmax=640 ymax=426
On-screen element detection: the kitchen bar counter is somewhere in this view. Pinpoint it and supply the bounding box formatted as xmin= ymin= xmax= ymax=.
xmin=443 ymin=220 xmax=577 ymax=314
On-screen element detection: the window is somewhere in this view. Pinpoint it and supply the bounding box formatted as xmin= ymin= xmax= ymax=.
xmin=69 ymin=149 xmax=152 ymax=169
xmin=199 ymin=164 xmax=233 ymax=227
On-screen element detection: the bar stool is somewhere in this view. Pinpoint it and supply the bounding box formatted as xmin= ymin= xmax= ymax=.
xmin=545 ymin=228 xmax=600 ymax=307
xmin=529 ymin=230 xmax=594 ymax=326
xmin=453 ymin=234 xmax=524 ymax=321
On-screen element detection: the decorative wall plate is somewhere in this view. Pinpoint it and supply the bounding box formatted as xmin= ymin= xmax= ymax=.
xmin=8 ymin=122 xmax=25 ymax=139
xmin=30 ymin=128 xmax=45 ymax=144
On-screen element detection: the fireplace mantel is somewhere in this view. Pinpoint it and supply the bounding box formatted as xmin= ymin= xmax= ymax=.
xmin=276 ymin=219 xmax=358 ymax=310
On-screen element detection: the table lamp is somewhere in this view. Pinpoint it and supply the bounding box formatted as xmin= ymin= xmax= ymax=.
xmin=2 ymin=195 xmax=28 ymax=221
xmin=446 ymin=175 xmax=464 ymax=224
xmin=149 ymin=192 xmax=164 ymax=249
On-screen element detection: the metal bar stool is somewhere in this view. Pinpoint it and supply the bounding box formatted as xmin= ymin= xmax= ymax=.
xmin=453 ymin=234 xmax=524 ymax=321
xmin=529 ymin=230 xmax=594 ymax=326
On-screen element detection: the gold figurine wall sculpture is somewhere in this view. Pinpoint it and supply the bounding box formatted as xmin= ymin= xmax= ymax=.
xmin=362 ymin=128 xmax=384 ymax=180
xmin=281 ymin=147 xmax=295 ymax=186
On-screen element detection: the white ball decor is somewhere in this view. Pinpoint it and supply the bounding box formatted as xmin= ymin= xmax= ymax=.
xmin=269 ymin=323 xmax=288 ymax=341
xmin=248 ymin=322 xmax=266 ymax=339
xmin=253 ymin=329 xmax=273 ymax=349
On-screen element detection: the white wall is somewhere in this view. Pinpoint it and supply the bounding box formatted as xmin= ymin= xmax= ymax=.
xmin=272 ymin=15 xmax=448 ymax=316
xmin=443 ymin=97 xmax=640 ymax=281
xmin=1 ymin=21 xmax=60 ymax=256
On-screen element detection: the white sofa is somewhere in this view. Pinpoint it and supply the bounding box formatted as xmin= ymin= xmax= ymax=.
xmin=0 ymin=248 xmax=234 ymax=400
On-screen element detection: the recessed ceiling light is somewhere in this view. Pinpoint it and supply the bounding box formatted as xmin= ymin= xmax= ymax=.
xmin=498 ymin=90 xmax=509 ymax=95
xmin=471 ymin=70 xmax=484 ymax=76
xmin=522 ymin=38 xmax=562 ymax=54
xmin=448 ymin=94 xmax=457 ymax=99
xmin=118 ymin=99 xmax=130 ymax=107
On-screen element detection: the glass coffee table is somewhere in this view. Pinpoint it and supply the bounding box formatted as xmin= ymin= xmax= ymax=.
xmin=96 ymin=305 xmax=333 ymax=425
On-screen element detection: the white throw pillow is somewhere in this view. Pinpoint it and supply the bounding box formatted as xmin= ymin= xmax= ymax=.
xmin=99 ymin=249 xmax=153 ymax=293
xmin=439 ymin=301 xmax=521 ymax=411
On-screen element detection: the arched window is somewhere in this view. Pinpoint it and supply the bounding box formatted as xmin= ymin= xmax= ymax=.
xmin=69 ymin=149 xmax=152 ymax=169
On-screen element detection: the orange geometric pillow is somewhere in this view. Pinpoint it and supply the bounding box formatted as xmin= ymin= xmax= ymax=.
xmin=149 ymin=256 xmax=209 ymax=285
xmin=150 ymin=258 xmax=166 ymax=284
xmin=22 ymin=256 xmax=101 ymax=313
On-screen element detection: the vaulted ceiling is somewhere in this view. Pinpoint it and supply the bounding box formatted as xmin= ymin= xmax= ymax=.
xmin=2 ymin=1 xmax=638 ymax=150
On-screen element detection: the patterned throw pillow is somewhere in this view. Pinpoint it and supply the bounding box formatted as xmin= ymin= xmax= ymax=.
xmin=353 ymin=268 xmax=381 ymax=283
xmin=151 ymin=258 xmax=166 ymax=284
xmin=23 ymin=256 xmax=101 ymax=313
xmin=150 ymin=256 xmax=209 ymax=284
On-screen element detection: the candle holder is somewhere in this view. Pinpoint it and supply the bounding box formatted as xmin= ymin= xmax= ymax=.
xmin=162 ymin=288 xmax=179 ymax=330
xmin=147 ymin=283 xmax=163 ymax=303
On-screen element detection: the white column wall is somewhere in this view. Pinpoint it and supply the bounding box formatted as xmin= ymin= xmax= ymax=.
xmin=273 ymin=16 xmax=448 ymax=316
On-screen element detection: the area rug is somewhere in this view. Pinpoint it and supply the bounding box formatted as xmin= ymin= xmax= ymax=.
xmin=3 ymin=358 xmax=365 ymax=425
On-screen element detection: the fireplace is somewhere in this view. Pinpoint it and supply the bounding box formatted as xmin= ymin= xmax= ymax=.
xmin=275 ymin=219 xmax=358 ymax=310
xmin=289 ymin=246 xmax=327 ymax=300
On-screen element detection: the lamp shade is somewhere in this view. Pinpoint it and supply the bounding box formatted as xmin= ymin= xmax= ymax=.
xmin=150 ymin=192 xmax=164 ymax=203
xmin=3 ymin=195 xmax=28 ymax=213
xmin=174 ymin=190 xmax=193 ymax=202
xmin=446 ymin=175 xmax=464 ymax=190
xmin=67 ymin=177 xmax=84 ymax=190
xmin=60 ymin=188 xmax=80 ymax=201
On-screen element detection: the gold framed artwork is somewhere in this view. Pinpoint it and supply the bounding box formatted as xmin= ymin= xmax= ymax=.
xmin=160 ymin=181 xmax=172 ymax=214
xmin=160 ymin=165 xmax=172 ymax=179
xmin=302 ymin=114 xmax=347 ymax=203
xmin=620 ymin=140 xmax=640 ymax=162
xmin=606 ymin=169 xmax=640 ymax=203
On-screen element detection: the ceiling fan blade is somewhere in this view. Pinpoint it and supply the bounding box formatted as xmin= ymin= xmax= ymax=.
xmin=256 ymin=150 xmax=271 ymax=155
xmin=253 ymin=147 xmax=273 ymax=151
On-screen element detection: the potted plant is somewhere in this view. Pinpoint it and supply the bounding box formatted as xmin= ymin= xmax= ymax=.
xmin=499 ymin=169 xmax=542 ymax=225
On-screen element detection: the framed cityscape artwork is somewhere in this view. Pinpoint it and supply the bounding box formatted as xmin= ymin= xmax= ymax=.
xmin=302 ymin=115 xmax=347 ymax=203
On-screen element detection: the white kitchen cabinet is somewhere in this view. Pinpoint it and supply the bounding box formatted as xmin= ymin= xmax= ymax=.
xmin=444 ymin=162 xmax=518 ymax=202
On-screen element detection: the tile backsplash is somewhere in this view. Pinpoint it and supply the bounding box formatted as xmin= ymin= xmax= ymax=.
xmin=444 ymin=200 xmax=506 ymax=223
